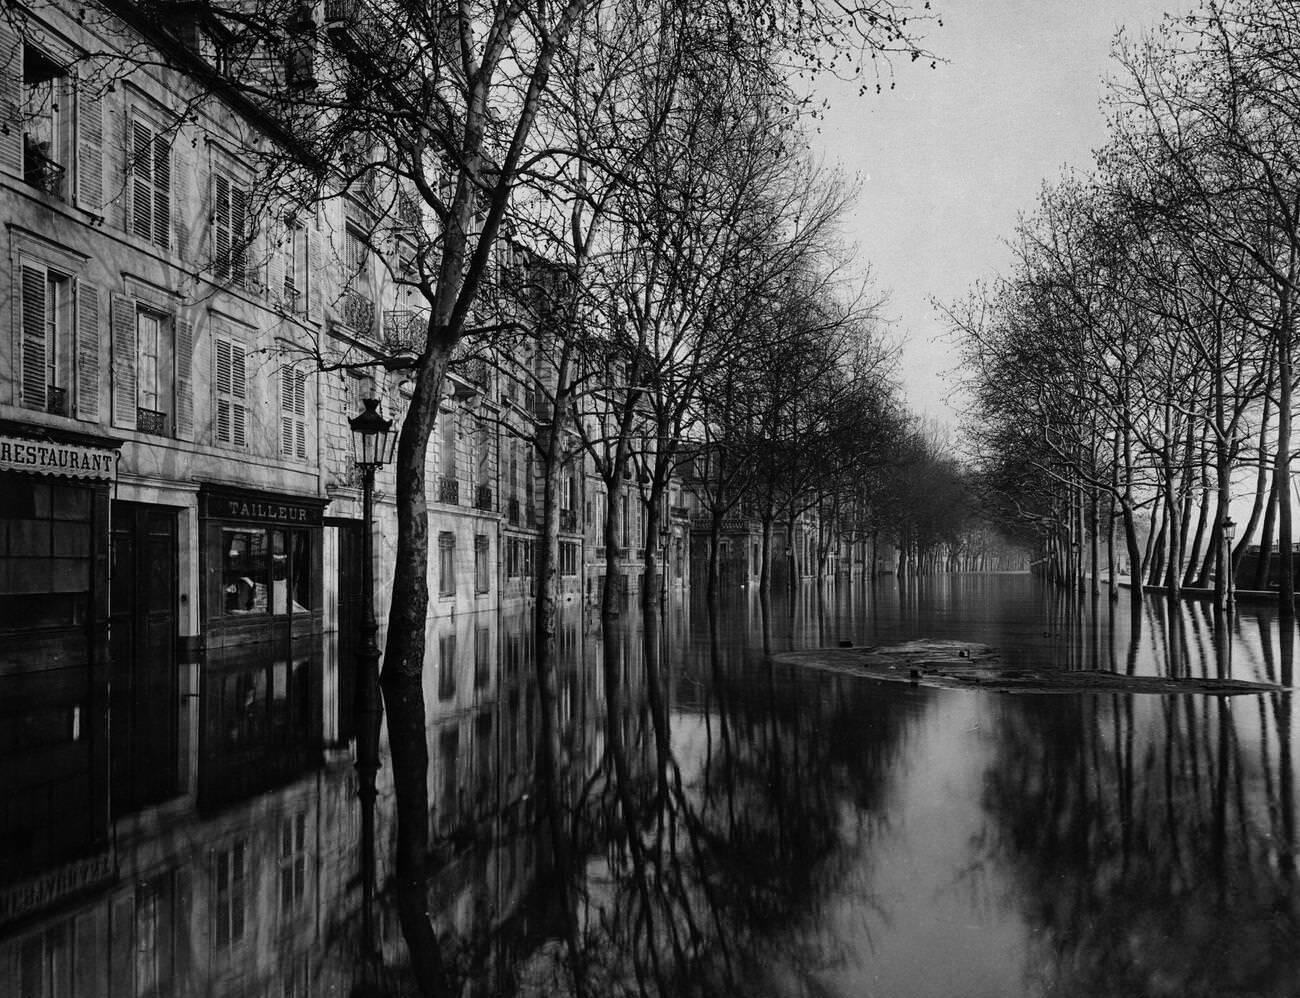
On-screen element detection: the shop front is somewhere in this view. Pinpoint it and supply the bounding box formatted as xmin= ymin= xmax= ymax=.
xmin=199 ymin=486 xmax=326 ymax=811
xmin=0 ymin=424 xmax=118 ymax=922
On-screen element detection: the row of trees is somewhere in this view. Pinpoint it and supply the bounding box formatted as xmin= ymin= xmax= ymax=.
xmin=951 ymin=0 xmax=1300 ymax=613
xmin=67 ymin=0 xmax=952 ymax=991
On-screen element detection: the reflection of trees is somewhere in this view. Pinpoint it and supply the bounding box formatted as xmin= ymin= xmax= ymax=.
xmin=979 ymin=665 xmax=1300 ymax=997
xmin=556 ymin=596 xmax=922 ymax=996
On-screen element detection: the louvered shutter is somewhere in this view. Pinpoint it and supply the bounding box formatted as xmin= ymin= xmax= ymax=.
xmin=175 ymin=313 xmax=194 ymax=439
xmin=131 ymin=119 xmax=153 ymax=241
xmin=307 ymin=222 xmax=322 ymax=321
xmin=0 ymin=23 xmax=20 ymax=177
xmin=231 ymin=341 xmax=246 ymax=446
xmin=294 ymin=370 xmax=307 ymax=457
xmin=20 ymin=265 xmax=48 ymax=411
xmin=280 ymin=365 xmax=295 ymax=455
xmin=110 ymin=293 xmax=137 ymax=429
xmin=74 ymin=278 xmax=100 ymax=421
xmin=75 ymin=80 xmax=104 ymax=212
xmin=152 ymin=129 xmax=170 ymax=249
xmin=267 ymin=219 xmax=285 ymax=308
xmin=231 ymin=183 xmax=247 ymax=288
xmin=214 ymin=174 xmax=231 ymax=280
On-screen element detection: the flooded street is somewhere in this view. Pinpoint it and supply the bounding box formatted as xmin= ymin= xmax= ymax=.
xmin=4 ymin=574 xmax=1299 ymax=997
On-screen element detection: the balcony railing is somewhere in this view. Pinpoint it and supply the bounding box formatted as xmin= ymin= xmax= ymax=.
xmin=559 ymin=508 xmax=577 ymax=532
xmin=384 ymin=308 xmax=427 ymax=352
xmin=670 ymin=504 xmax=690 ymax=520
xmin=507 ymin=496 xmax=520 ymax=525
xmin=137 ymin=407 xmax=168 ymax=436
xmin=341 ymin=287 xmax=376 ymax=335
xmin=474 ymin=484 xmax=493 ymax=511
xmin=24 ymin=137 xmax=66 ymax=200
xmin=46 ymin=386 xmax=68 ymax=416
xmin=438 ymin=476 xmax=460 ymax=505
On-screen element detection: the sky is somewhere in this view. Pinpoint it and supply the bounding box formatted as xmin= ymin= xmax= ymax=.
xmin=809 ymin=0 xmax=1195 ymax=441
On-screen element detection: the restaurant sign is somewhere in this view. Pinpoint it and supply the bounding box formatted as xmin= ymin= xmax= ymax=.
xmin=0 ymin=435 xmax=118 ymax=481
xmin=0 ymin=851 xmax=116 ymax=927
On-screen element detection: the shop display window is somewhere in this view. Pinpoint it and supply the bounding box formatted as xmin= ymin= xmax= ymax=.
xmin=220 ymin=526 xmax=313 ymax=616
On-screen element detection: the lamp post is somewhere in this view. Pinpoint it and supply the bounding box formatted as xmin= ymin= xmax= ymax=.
xmin=349 ymin=397 xmax=397 ymax=952
xmin=1223 ymin=516 xmax=1237 ymax=613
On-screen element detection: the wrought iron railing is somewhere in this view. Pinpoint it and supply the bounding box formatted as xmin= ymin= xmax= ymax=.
xmin=340 ymin=287 xmax=376 ymax=334
xmin=45 ymin=386 xmax=68 ymax=416
xmin=24 ymin=138 xmax=66 ymax=199
xmin=670 ymin=504 xmax=690 ymax=520
xmin=137 ymin=407 xmax=168 ymax=436
xmin=507 ymin=496 xmax=520 ymax=525
xmin=438 ymin=475 xmax=459 ymax=505
xmin=474 ymin=484 xmax=493 ymax=511
xmin=384 ymin=308 xmax=427 ymax=351
xmin=559 ymin=509 xmax=577 ymax=532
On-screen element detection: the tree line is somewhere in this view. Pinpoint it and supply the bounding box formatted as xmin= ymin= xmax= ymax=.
xmin=949 ymin=0 xmax=1300 ymax=614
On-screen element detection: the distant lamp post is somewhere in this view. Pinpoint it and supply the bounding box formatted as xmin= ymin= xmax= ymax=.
xmin=1223 ymin=516 xmax=1237 ymax=612
xmin=349 ymin=397 xmax=397 ymax=952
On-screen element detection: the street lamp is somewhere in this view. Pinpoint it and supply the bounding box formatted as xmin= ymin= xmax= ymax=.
xmin=1223 ymin=516 xmax=1237 ymax=612
xmin=348 ymin=397 xmax=397 ymax=952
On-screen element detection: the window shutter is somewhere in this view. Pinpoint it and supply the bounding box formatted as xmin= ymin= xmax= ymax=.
xmin=214 ymin=174 xmax=231 ymax=280
xmin=175 ymin=313 xmax=194 ymax=440
xmin=131 ymin=119 xmax=154 ymax=241
xmin=280 ymin=366 xmax=307 ymax=458
xmin=216 ymin=337 xmax=232 ymax=443
xmin=280 ymin=365 xmax=294 ymax=455
xmin=110 ymin=293 xmax=137 ymax=429
xmin=231 ymin=341 xmax=246 ymax=446
xmin=152 ymin=130 xmax=170 ymax=250
xmin=20 ymin=264 xmax=48 ymax=411
xmin=74 ymin=278 xmax=100 ymax=422
xmin=75 ymin=80 xmax=104 ymax=212
xmin=231 ymin=184 xmax=247 ymax=288
xmin=216 ymin=335 xmax=247 ymax=447
xmin=307 ymin=223 xmax=322 ymax=321
xmin=266 ymin=219 xmax=285 ymax=308
xmin=0 ymin=24 xmax=20 ymax=177
xmin=294 ymin=370 xmax=307 ymax=458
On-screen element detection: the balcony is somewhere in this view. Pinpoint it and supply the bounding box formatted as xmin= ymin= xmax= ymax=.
xmin=670 ymin=504 xmax=690 ymax=520
xmin=438 ymin=475 xmax=460 ymax=505
xmin=474 ymin=484 xmax=493 ymax=511
xmin=507 ymin=496 xmax=520 ymax=526
xmin=341 ymin=287 xmax=376 ymax=335
xmin=324 ymin=0 xmax=386 ymax=52
xmin=384 ymin=308 xmax=427 ymax=352
xmin=137 ymin=407 xmax=168 ymax=436
xmin=559 ymin=509 xmax=577 ymax=532
xmin=24 ymin=137 xmax=66 ymax=200
xmin=45 ymin=386 xmax=68 ymax=417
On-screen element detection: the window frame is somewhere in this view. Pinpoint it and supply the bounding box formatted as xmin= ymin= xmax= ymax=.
xmin=438 ymin=531 xmax=456 ymax=597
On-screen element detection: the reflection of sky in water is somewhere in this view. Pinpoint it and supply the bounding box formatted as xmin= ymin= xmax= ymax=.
xmin=673 ymin=578 xmax=1300 ymax=997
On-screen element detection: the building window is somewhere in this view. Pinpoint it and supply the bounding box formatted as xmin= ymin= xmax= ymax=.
xmin=438 ymin=531 xmax=456 ymax=596
xmin=560 ymin=540 xmax=578 ymax=577
xmin=18 ymin=262 xmax=72 ymax=414
xmin=279 ymin=812 xmax=308 ymax=914
xmin=280 ymin=220 xmax=308 ymax=313
xmin=474 ymin=534 xmax=490 ymax=594
xmin=135 ymin=307 xmax=173 ymax=434
xmin=438 ymin=633 xmax=456 ymax=700
xmin=221 ymin=527 xmax=313 ymax=616
xmin=129 ymin=114 xmax=170 ymax=249
xmin=213 ymin=840 xmax=248 ymax=948
xmin=280 ymin=365 xmax=308 ymax=459
xmin=474 ymin=625 xmax=490 ymax=688
xmin=215 ymin=336 xmax=248 ymax=447
xmin=21 ymin=46 xmax=68 ymax=199
xmin=213 ymin=172 xmax=248 ymax=287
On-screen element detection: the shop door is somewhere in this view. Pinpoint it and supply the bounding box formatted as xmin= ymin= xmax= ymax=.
xmin=110 ymin=502 xmax=178 ymax=813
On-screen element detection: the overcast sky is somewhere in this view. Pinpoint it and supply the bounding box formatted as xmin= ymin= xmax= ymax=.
xmin=809 ymin=0 xmax=1195 ymax=440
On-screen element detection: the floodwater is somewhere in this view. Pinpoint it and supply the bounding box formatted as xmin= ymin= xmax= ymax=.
xmin=3 ymin=573 xmax=1298 ymax=997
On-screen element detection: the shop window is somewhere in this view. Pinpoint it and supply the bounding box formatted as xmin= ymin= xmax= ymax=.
xmin=213 ymin=840 xmax=247 ymax=948
xmin=438 ymin=633 xmax=456 ymax=700
xmin=438 ymin=531 xmax=455 ymax=596
xmin=474 ymin=534 xmax=489 ymax=593
xmin=221 ymin=527 xmax=312 ymax=616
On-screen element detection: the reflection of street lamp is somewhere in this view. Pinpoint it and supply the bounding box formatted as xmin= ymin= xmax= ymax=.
xmin=349 ymin=397 xmax=397 ymax=952
xmin=1223 ymin=516 xmax=1237 ymax=612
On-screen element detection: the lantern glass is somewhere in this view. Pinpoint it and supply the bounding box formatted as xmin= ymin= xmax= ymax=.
xmin=1223 ymin=517 xmax=1237 ymax=543
xmin=350 ymin=398 xmax=394 ymax=470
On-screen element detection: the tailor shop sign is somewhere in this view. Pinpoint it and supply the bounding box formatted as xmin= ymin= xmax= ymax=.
xmin=0 ymin=435 xmax=118 ymax=480
xmin=202 ymin=488 xmax=324 ymax=525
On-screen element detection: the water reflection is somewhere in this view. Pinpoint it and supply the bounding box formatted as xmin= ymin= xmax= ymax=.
xmin=3 ymin=577 xmax=1300 ymax=996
